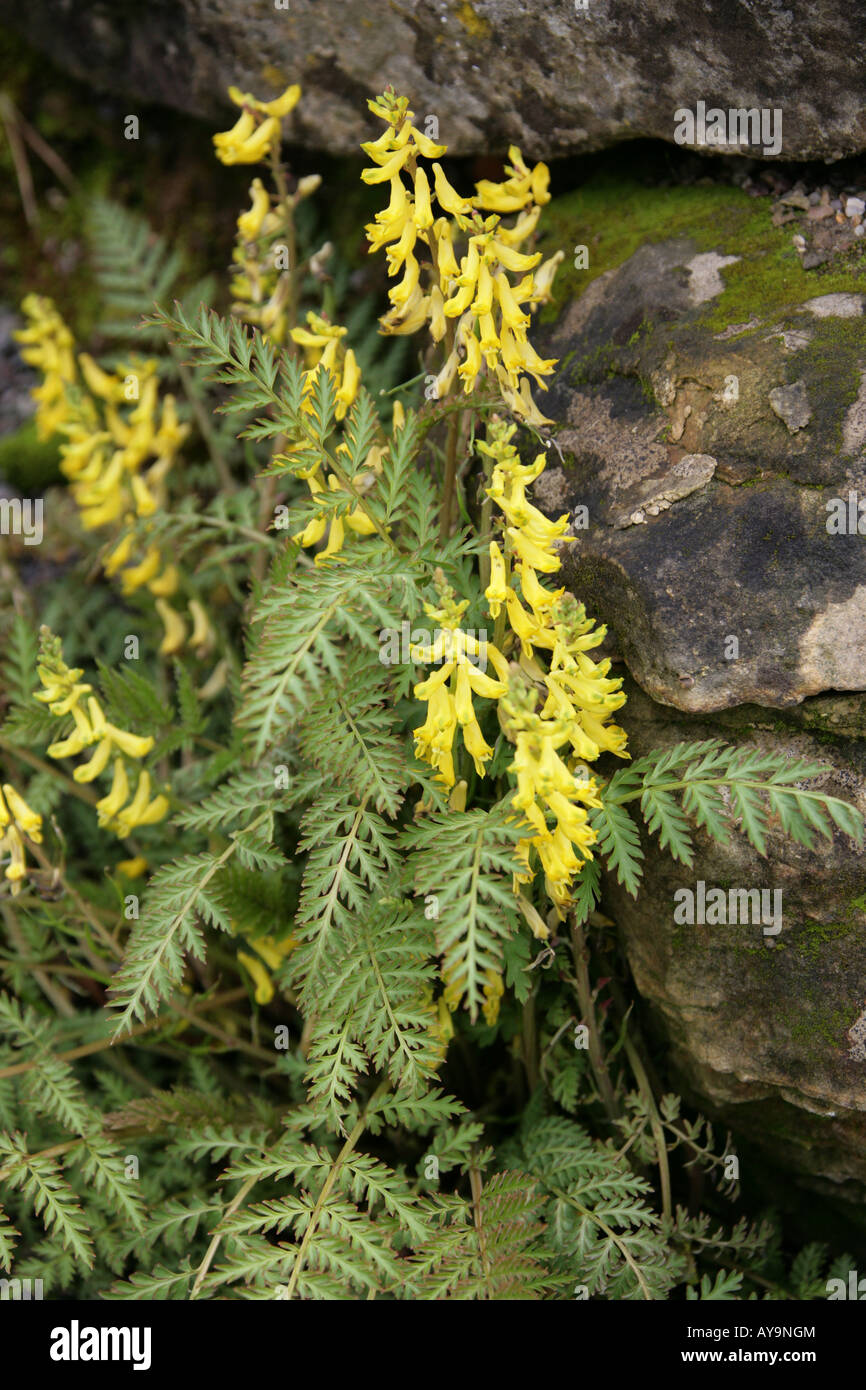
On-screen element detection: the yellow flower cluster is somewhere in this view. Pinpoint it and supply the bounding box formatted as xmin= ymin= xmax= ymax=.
xmin=13 ymin=294 xmax=76 ymax=438
xmin=291 ymin=312 xmax=361 ymax=421
xmin=411 ymin=425 xmax=628 ymax=916
xmin=362 ymin=90 xmax=564 ymax=425
xmin=410 ymin=576 xmax=510 ymax=788
xmin=284 ymin=321 xmax=407 ymax=564
xmin=14 ymin=297 xmax=215 ymax=660
xmin=213 ymin=83 xmax=300 ymax=166
xmin=482 ymin=425 xmax=628 ymax=759
xmin=34 ymin=630 xmax=169 ymax=839
xmin=483 ymin=425 xmax=627 ymax=911
xmin=0 ymin=783 xmax=43 ymax=895
xmin=231 ymin=171 xmax=321 ymax=344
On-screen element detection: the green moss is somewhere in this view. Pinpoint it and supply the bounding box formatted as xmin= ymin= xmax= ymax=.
xmin=541 ymin=173 xmax=866 ymax=332
xmin=794 ymin=918 xmax=856 ymax=963
xmin=0 ymin=420 xmax=62 ymax=490
xmin=784 ymin=1003 xmax=852 ymax=1049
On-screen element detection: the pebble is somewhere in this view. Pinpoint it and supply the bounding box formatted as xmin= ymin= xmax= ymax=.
xmin=846 ymin=196 xmax=866 ymax=218
xmin=856 ymin=225 xmax=865 ymax=238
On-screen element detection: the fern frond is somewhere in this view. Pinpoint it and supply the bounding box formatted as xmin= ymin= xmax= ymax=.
xmin=109 ymin=845 xmax=248 ymax=1032
xmin=0 ymin=1132 xmax=94 ymax=1267
xmin=401 ymin=805 xmax=525 ymax=1021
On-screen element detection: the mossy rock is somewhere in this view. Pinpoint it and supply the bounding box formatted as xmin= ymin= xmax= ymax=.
xmin=531 ymin=180 xmax=866 ymax=1190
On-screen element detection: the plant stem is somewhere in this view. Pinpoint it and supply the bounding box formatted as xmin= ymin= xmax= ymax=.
xmin=190 ymin=1172 xmax=259 ymax=1300
xmin=569 ymin=915 xmax=621 ymax=1123
xmin=167 ymin=344 xmax=235 ymax=494
xmin=439 ymin=409 xmax=461 ymax=541
xmin=0 ymin=987 xmax=249 ymax=1079
xmin=623 ymin=1034 xmax=672 ymax=1222
xmin=549 ymin=1185 xmax=653 ymax=1300
xmin=284 ymin=1082 xmax=388 ymax=1300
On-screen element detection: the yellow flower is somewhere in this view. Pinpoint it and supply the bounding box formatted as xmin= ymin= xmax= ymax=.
xmin=14 ymin=296 xmax=76 ymax=437
xmin=482 ymin=969 xmax=505 ymax=1026
xmin=120 ymin=546 xmax=163 ymax=594
xmin=96 ymin=758 xmax=130 ymax=827
xmin=188 ymin=600 xmax=216 ymax=655
xmin=237 ymin=178 xmax=271 ymax=241
xmin=486 ymin=542 xmax=508 ymax=618
xmin=432 ymin=163 xmax=474 ymax=217
xmin=0 ymin=783 xmax=43 ymax=896
xmin=214 ymin=83 xmax=298 ymax=164
xmin=155 ymin=599 xmax=187 ymax=656
xmin=292 ymin=468 xmax=377 ymax=562
xmin=473 ymin=146 xmax=551 ymax=213
xmin=1 ymin=784 xmax=43 ymax=844
xmin=117 ymin=856 xmax=147 ymax=879
xmin=113 ymin=769 xmax=170 ymax=837
xmin=410 ymin=583 xmax=508 ymax=787
xmin=238 ymin=933 xmax=298 ymax=1004
xmin=36 ymin=628 xmax=168 ymax=840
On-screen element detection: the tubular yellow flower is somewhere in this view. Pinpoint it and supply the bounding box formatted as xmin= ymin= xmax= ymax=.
xmin=1 ymin=784 xmax=43 ymax=844
xmin=120 ymin=546 xmax=163 ymax=594
xmin=96 ymin=758 xmax=130 ymax=827
xmin=237 ymin=950 xmax=275 ymax=1005
xmin=482 ymin=969 xmax=505 ymax=1026
xmin=114 ymin=769 xmax=170 ymax=837
xmin=117 ymin=856 xmax=147 ymax=879
xmin=413 ymin=167 xmax=434 ymax=229
xmin=432 ymin=163 xmax=473 ymax=217
xmin=73 ymin=737 xmax=113 ymax=784
xmin=237 ymin=932 xmax=298 ymax=1005
xmin=0 ymin=782 xmax=42 ymax=894
xmin=410 ymin=582 xmax=508 ymax=788
xmin=155 ymin=599 xmax=187 ymax=656
xmin=188 ymin=600 xmax=215 ymax=655
xmin=214 ymin=85 xmax=291 ymax=166
xmin=103 ymin=529 xmax=136 ymax=577
xmin=258 ymin=84 xmax=301 ymax=119
xmin=147 ymin=563 xmax=180 ymax=598
xmin=238 ymin=178 xmax=271 ymax=241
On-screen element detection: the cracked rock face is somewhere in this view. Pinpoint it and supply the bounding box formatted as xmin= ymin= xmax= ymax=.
xmin=537 ymin=183 xmax=866 ymax=1191
xmin=2 ymin=0 xmax=866 ymax=159
xmin=541 ymin=236 xmax=866 ymax=714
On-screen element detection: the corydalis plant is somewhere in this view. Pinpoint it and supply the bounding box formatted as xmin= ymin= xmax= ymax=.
xmin=0 ymin=79 xmax=863 ymax=1304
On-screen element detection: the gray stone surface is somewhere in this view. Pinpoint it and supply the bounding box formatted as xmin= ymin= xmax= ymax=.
xmin=535 ymin=182 xmax=866 ymax=1189
xmin=2 ymin=0 xmax=865 ymax=159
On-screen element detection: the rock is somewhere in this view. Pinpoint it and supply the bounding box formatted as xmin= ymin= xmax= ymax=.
xmin=604 ymin=679 xmax=866 ymax=1193
xmin=686 ymin=253 xmax=741 ymax=306
xmin=846 ymin=197 xmax=866 ymax=218
xmin=768 ymin=379 xmax=813 ymax=432
xmin=532 ymin=175 xmax=866 ymax=1190
xmin=1 ymin=0 xmax=866 ymax=159
xmin=804 ymin=293 xmax=865 ymax=318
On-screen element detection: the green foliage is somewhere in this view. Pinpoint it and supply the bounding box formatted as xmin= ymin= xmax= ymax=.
xmin=593 ymin=739 xmax=863 ymax=896
xmin=2 ymin=146 xmax=861 ymax=1307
